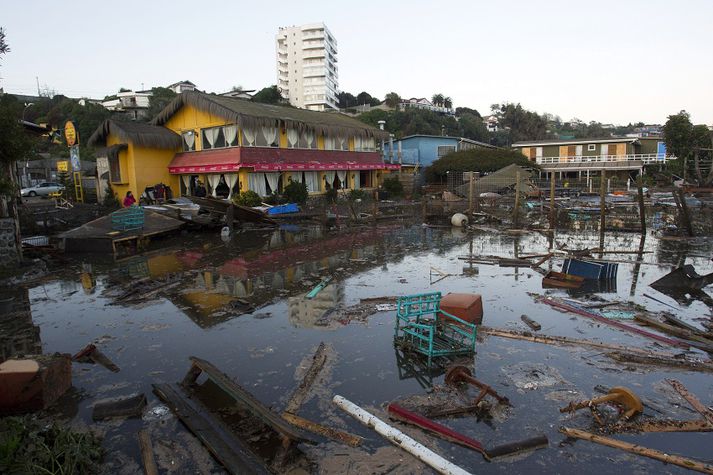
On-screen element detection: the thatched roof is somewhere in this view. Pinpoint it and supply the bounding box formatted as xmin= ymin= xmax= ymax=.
xmin=152 ymin=91 xmax=389 ymax=140
xmin=88 ymin=119 xmax=182 ymax=149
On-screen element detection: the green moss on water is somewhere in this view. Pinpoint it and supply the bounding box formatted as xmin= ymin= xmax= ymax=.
xmin=0 ymin=416 xmax=102 ymax=475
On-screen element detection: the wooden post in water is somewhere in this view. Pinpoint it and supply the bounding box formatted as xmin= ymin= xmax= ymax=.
xmin=468 ymin=172 xmax=475 ymax=214
xmin=636 ymin=174 xmax=646 ymax=233
xmin=549 ymin=171 xmax=556 ymax=229
xmin=676 ymin=188 xmax=694 ymax=236
xmin=599 ymin=170 xmax=606 ymax=255
xmin=513 ymin=171 xmax=521 ymax=228
xmin=226 ymin=202 xmax=235 ymax=234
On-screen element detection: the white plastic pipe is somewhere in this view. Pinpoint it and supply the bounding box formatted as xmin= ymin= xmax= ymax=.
xmin=333 ymin=395 xmax=473 ymax=475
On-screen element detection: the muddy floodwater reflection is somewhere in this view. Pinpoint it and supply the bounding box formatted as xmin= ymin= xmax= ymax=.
xmin=7 ymin=222 xmax=713 ymax=474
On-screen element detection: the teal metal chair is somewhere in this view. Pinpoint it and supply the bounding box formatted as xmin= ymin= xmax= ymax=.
xmin=111 ymin=206 xmax=145 ymax=231
xmin=394 ymin=292 xmax=477 ymax=366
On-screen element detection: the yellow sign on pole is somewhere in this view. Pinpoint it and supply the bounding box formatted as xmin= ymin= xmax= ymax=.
xmin=64 ymin=121 xmax=78 ymax=147
xmin=57 ymin=160 xmax=69 ymax=172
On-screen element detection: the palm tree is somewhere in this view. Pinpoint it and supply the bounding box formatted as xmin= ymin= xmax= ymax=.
xmin=443 ymin=97 xmax=453 ymax=109
xmin=431 ymin=93 xmax=444 ymax=107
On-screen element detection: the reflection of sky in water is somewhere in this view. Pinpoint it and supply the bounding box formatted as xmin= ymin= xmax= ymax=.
xmin=16 ymin=225 xmax=713 ymax=474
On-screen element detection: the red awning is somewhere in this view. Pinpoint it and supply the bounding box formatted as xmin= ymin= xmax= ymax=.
xmin=168 ymin=147 xmax=399 ymax=174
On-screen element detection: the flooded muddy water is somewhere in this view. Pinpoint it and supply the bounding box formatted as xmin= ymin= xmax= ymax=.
xmin=3 ymin=221 xmax=713 ymax=474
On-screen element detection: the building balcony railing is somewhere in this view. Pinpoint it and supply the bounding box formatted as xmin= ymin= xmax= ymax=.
xmin=536 ymin=153 xmax=675 ymax=165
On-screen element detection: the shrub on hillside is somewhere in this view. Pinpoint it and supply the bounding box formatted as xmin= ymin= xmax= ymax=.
xmin=424 ymin=148 xmax=537 ymax=183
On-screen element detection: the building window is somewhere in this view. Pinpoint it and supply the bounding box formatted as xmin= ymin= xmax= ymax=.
xmin=202 ymin=125 xmax=238 ymax=150
xmin=587 ymin=144 xmax=596 ymax=151
xmin=437 ymin=145 xmax=456 ymax=158
xmin=182 ymin=131 xmax=196 ymax=151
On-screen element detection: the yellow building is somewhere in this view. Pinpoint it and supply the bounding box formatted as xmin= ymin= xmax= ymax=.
xmin=88 ymin=120 xmax=182 ymax=201
xmin=90 ymin=91 xmax=395 ymax=200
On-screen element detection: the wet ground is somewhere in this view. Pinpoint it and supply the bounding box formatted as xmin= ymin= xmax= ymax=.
xmin=3 ymin=219 xmax=713 ymax=474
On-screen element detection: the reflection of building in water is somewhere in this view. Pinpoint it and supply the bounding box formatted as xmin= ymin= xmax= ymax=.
xmin=288 ymin=283 xmax=344 ymax=328
xmin=0 ymin=288 xmax=41 ymax=361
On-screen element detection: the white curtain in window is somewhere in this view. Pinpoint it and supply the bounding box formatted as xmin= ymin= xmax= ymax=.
xmin=353 ymin=172 xmax=360 ymax=189
xmin=248 ymin=172 xmax=267 ymax=196
xmin=181 ymin=175 xmax=190 ymax=195
xmin=206 ymin=174 xmax=221 ymax=197
xmin=261 ymin=126 xmax=277 ymax=147
xmin=337 ymin=136 xmax=345 ymax=151
xmin=365 ymin=137 xmax=375 ymax=151
xmin=287 ymin=129 xmax=299 ymax=148
xmin=354 ymin=136 xmax=362 ymax=151
xmin=265 ymin=172 xmax=280 ymax=194
xmin=224 ymin=125 xmax=238 ymax=146
xmin=337 ymin=170 xmax=347 ymax=189
xmin=234 ymin=280 xmax=248 ymax=298
xmin=204 ymin=128 xmax=219 ymax=148
xmin=304 ymin=131 xmax=315 ymax=149
xmin=291 ymin=172 xmax=303 ymax=183
xmin=305 ymin=171 xmax=319 ymax=192
xmin=325 ymin=171 xmax=336 ymax=188
xmin=183 ymin=132 xmax=195 ymax=150
xmin=243 ymin=127 xmax=256 ymax=146
xmin=224 ymin=173 xmax=238 ymax=198
xmin=324 ymin=136 xmax=334 ymax=150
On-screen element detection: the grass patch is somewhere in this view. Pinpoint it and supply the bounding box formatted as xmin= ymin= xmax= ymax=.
xmin=0 ymin=416 xmax=102 ymax=474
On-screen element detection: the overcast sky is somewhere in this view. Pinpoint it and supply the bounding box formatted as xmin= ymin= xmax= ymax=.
xmin=2 ymin=0 xmax=711 ymax=125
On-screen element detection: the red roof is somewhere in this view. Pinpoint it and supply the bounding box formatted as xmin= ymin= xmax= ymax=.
xmin=168 ymin=147 xmax=399 ymax=174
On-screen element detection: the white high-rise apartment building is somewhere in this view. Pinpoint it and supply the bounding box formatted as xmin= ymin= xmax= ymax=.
xmin=276 ymin=23 xmax=339 ymax=111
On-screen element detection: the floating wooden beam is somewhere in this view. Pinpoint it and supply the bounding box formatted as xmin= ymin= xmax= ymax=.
xmin=613 ymin=419 xmax=713 ymax=433
xmin=137 ymin=430 xmax=159 ymax=475
xmin=153 ymin=383 xmax=269 ymax=475
xmin=667 ymin=379 xmax=713 ymax=426
xmin=281 ymin=412 xmax=362 ymax=447
xmin=284 ymin=342 xmax=328 ymax=414
xmin=560 ymin=427 xmax=713 ymax=474
xmin=183 ymin=357 xmax=314 ymax=444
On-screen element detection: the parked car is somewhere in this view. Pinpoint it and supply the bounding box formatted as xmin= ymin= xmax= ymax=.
xmin=21 ymin=182 xmax=65 ymax=197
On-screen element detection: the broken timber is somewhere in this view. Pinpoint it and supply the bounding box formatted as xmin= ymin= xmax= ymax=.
xmin=92 ymin=393 xmax=147 ymax=420
xmin=479 ymin=327 xmax=713 ymax=373
xmin=667 ymin=379 xmax=713 ymax=426
xmin=153 ymin=383 xmax=269 ymax=475
xmin=284 ymin=342 xmax=328 ymax=414
xmin=137 ymin=429 xmax=159 ymax=475
xmin=72 ymin=344 xmax=120 ymax=372
xmin=612 ymin=419 xmax=713 ymax=434
xmin=520 ymin=315 xmax=541 ymax=331
xmin=634 ymin=314 xmax=713 ymax=352
xmin=183 ymin=357 xmax=314 ymax=445
xmin=533 ymin=295 xmax=689 ymax=348
xmin=281 ymin=412 xmax=362 ymax=447
xmin=560 ymin=427 xmax=713 ymax=474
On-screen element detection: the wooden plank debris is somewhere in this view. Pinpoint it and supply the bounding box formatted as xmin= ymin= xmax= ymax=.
xmin=560 ymin=427 xmax=713 ymax=474
xmin=92 ymin=393 xmax=147 ymax=420
xmin=520 ymin=315 xmax=541 ymax=331
xmin=634 ymin=314 xmax=713 ymax=352
xmin=137 ymin=429 xmax=159 ymax=475
xmin=183 ymin=357 xmax=314 ymax=444
xmin=153 ymin=383 xmax=269 ymax=475
xmin=284 ymin=342 xmax=328 ymax=414
xmin=612 ymin=419 xmax=713 ymax=434
xmin=281 ymin=412 xmax=362 ymax=447
xmin=667 ymin=379 xmax=713 ymax=426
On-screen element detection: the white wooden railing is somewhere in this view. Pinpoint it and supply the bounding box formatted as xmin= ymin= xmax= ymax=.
xmin=537 ymin=153 xmax=675 ymax=165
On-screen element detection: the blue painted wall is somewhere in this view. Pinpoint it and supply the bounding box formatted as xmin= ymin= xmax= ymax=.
xmin=382 ymin=136 xmax=461 ymax=167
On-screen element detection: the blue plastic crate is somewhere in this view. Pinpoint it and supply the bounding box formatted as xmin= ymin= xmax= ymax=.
xmin=267 ymin=203 xmax=300 ymax=215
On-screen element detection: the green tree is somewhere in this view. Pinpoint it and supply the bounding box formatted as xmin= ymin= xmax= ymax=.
xmin=252 ymin=85 xmax=283 ymax=104
xmin=491 ymin=102 xmax=550 ymax=144
xmin=384 ymin=92 xmax=401 ymax=108
xmin=337 ymin=91 xmax=357 ymax=109
xmin=146 ymin=86 xmax=177 ymax=120
xmin=431 ymin=93 xmax=444 ymax=107
xmin=443 ymin=97 xmax=453 ymax=109
xmin=0 ymin=94 xmax=34 ymax=194
xmin=0 ymin=26 xmax=10 ymax=57
xmin=424 ymin=148 xmax=535 ymax=183
xmin=663 ymin=111 xmax=693 ymax=178
xmin=456 ymin=107 xmax=480 ymax=118
xmin=457 ymin=113 xmax=489 ymax=143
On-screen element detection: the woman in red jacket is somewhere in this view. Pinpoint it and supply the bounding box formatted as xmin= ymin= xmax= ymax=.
xmin=123 ymin=191 xmax=136 ymax=207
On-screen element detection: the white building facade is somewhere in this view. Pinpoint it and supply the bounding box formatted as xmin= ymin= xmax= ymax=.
xmin=276 ymin=23 xmax=338 ymax=111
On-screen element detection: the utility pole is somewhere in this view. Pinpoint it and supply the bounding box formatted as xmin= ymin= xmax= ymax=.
xmin=36 ymin=76 xmax=40 ymax=96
